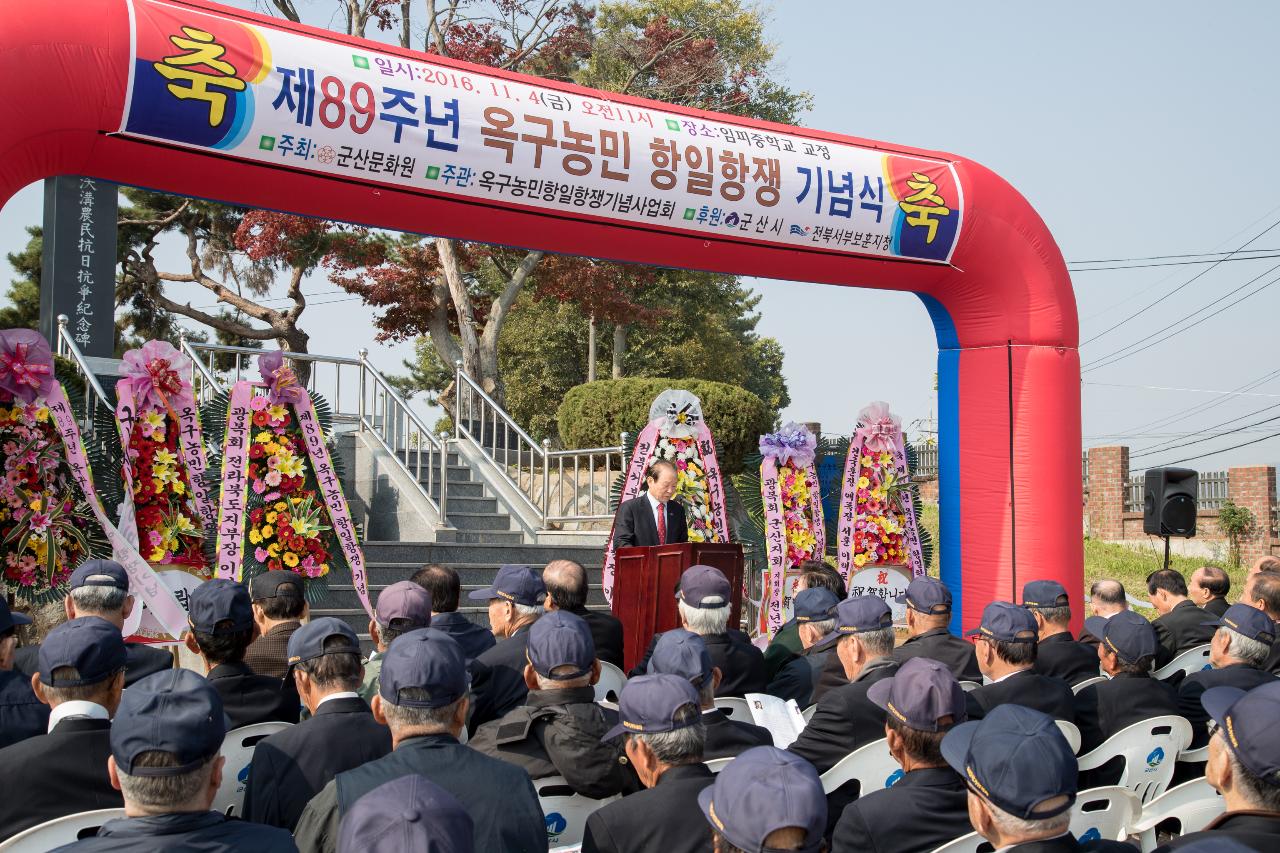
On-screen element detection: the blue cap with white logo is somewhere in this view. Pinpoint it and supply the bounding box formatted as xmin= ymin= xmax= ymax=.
xmin=793 ymin=587 xmax=839 ymax=623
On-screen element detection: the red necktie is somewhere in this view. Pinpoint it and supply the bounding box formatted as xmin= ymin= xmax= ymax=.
xmin=656 ymin=503 xmax=667 ymax=545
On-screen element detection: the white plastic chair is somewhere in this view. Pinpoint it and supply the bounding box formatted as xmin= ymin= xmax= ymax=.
xmin=818 ymin=737 xmax=902 ymax=796
xmin=800 ymin=703 xmax=817 ymax=722
xmin=1056 ymin=719 xmax=1083 ymax=755
xmin=1151 ymin=644 xmax=1212 ymax=682
xmin=1069 ymin=786 xmax=1140 ymax=843
xmin=1126 ymin=777 xmax=1224 ymax=851
xmin=536 ymin=775 xmax=618 ymax=849
xmin=213 ymin=720 xmax=294 ymax=816
xmin=593 ymin=661 xmax=627 ymax=703
xmin=705 ymin=757 xmax=734 ymax=774
xmin=957 ymin=680 xmax=982 ymax=693
xmin=928 ymin=830 xmax=988 ymax=853
xmin=0 ymin=808 xmax=126 ymax=852
xmin=1072 ymin=675 xmax=1108 ymax=694
xmin=713 ymin=696 xmax=752 ymax=722
xmin=1178 ymin=744 xmax=1208 ymax=764
xmin=1076 ymin=715 xmax=1192 ymax=805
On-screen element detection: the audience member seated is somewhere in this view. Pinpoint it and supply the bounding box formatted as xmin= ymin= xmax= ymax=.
xmin=697 ymin=746 xmax=827 ymax=853
xmin=629 ymin=565 xmax=767 ymax=697
xmin=359 ymin=580 xmax=434 ymax=704
xmin=1247 ymin=555 xmax=1280 ymax=580
xmin=1148 ymin=568 xmax=1217 ymax=670
xmin=965 ymin=601 xmax=1075 ymax=721
xmin=1190 ymin=566 xmax=1231 ymax=618
xmin=294 ymin=628 xmax=546 ymax=853
xmin=337 ymin=774 xmax=474 ymax=853
xmin=940 ymin=703 xmax=1134 ymax=853
xmin=1154 ymin=682 xmax=1280 ymax=850
xmin=1073 ymin=610 xmax=1178 ymax=786
xmin=183 ymin=578 xmax=299 ymax=728
xmin=891 ymin=576 xmax=982 ymax=682
xmin=50 ymin=669 xmax=296 ymax=851
xmin=466 ymin=564 xmax=547 ymax=731
xmin=1239 ymin=570 xmax=1280 ymax=674
xmin=543 ymin=558 xmax=625 ymax=668
xmin=1024 ymin=579 xmax=1103 ymax=685
xmin=1177 ymin=603 xmax=1277 ymax=749
xmin=832 ymin=658 xmax=972 ymax=853
xmin=243 ymin=618 xmax=392 ymax=831
xmin=0 ymin=596 xmax=47 ymax=747
xmin=645 ymin=628 xmax=771 ymax=760
xmin=765 ymin=587 xmax=839 ymax=707
xmin=471 ymin=610 xmax=630 ymax=798
xmin=0 ymin=617 xmax=126 ymax=838
xmin=245 ymin=570 xmax=309 ymax=678
xmin=11 ymin=601 xmax=66 ymax=679
xmin=582 ymin=674 xmax=714 ymax=853
xmin=1081 ymin=579 xmax=1130 ymax=648
xmin=762 ymin=560 xmax=846 ymax=681
xmin=410 ymin=564 xmax=494 ymax=661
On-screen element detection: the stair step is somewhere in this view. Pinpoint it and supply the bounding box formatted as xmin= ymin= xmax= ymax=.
xmin=427 ymin=481 xmax=485 ymax=498
xmin=437 ymin=496 xmax=498 ymax=514
xmin=434 ymin=529 xmax=525 ymax=544
xmin=397 ymin=450 xmax=462 ymax=467
xmin=446 ymin=512 xmax=513 ymax=532
xmin=360 ymin=541 xmax=604 ymax=565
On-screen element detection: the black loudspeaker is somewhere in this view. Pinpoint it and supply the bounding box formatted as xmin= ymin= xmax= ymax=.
xmin=1143 ymin=467 xmax=1198 ymax=537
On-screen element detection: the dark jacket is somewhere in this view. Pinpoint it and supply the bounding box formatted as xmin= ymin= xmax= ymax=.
xmin=1156 ymin=810 xmax=1280 ymax=851
xmin=999 ymin=836 xmax=1137 ymax=852
xmin=702 ymin=708 xmax=773 ymax=760
xmin=811 ymin=650 xmax=849 ymax=705
xmin=762 ymin=621 xmax=804 ymax=680
xmin=468 ymin=623 xmax=534 ymax=732
xmin=14 ymin=640 xmax=173 ymax=688
xmin=572 ymin=606 xmax=625 ymax=669
xmin=1178 ymin=663 xmax=1277 ymax=748
xmin=1264 ymin=620 xmax=1280 ymax=676
xmin=581 ymin=763 xmax=715 ymax=853
xmin=0 ymin=717 xmax=121 ymax=839
xmin=294 ymin=733 xmax=547 ymax=853
xmin=630 ymin=630 xmax=767 ymax=697
xmin=49 ymin=810 xmax=296 ymax=852
xmin=766 ymin=648 xmax=828 ymax=707
xmin=788 ymin=657 xmax=900 ymax=774
xmin=1073 ymin=671 xmax=1179 ymax=787
xmin=1152 ymin=600 xmax=1217 ymax=669
xmin=0 ymin=668 xmax=49 ymax=749
xmin=470 ymin=685 xmax=630 ymax=798
xmin=832 ymin=766 xmax=971 ymax=853
xmin=966 ymin=669 xmax=1076 ymax=722
xmin=241 ymin=695 xmax=391 ymax=831
xmin=612 ymin=493 xmax=688 ymax=549
xmin=205 ymin=661 xmax=299 ymax=730
xmin=891 ymin=627 xmax=982 ymax=683
xmin=243 ymin=620 xmax=301 ymax=679
xmin=430 ymin=610 xmax=496 ymax=661
xmin=1202 ymin=597 xmax=1231 ymax=618
xmin=1035 ymin=632 xmax=1103 ymax=686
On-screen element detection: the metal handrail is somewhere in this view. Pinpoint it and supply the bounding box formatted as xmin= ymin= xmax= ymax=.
xmin=54 ymin=314 xmax=114 ymax=436
xmin=177 ymin=330 xmax=224 ymax=401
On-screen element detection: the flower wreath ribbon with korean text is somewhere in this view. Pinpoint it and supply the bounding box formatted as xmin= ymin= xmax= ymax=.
xmin=758 ymin=423 xmax=824 ymax=637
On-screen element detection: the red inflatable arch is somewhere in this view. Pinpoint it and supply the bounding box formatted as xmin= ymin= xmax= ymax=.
xmin=1 ymin=0 xmax=1082 ymax=632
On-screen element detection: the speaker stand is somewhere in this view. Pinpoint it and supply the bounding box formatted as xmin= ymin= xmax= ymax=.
xmin=1163 ymin=535 xmax=1171 ymax=571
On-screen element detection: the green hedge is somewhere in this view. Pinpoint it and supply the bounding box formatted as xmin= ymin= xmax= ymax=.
xmin=556 ymin=378 xmax=772 ymax=474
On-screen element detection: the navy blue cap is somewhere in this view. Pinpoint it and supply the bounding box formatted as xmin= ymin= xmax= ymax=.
xmin=896 ymin=576 xmax=952 ymax=615
xmin=187 ymin=578 xmax=253 ymax=635
xmin=697 ymin=746 xmax=826 ymax=853
xmin=1084 ymin=610 xmax=1158 ymax=664
xmin=38 ymin=616 xmax=127 ymax=687
xmin=793 ymin=587 xmax=839 ymax=623
xmin=812 ymin=595 xmax=894 ymax=652
xmin=1202 ymin=680 xmax=1280 ymax=786
xmin=526 ymin=610 xmax=595 ymax=679
xmin=677 ymin=564 xmax=732 ymax=609
xmin=647 ymin=628 xmax=714 ymax=686
xmin=338 ymin=774 xmax=474 ymax=853
xmin=379 ymin=628 xmax=469 ymax=709
xmin=250 ymin=569 xmax=304 ymax=601
xmin=111 ymin=669 xmax=227 ymax=776
xmin=287 ymin=617 xmax=361 ymax=669
xmin=868 ymin=657 xmax=967 ymax=732
xmin=965 ymin=601 xmax=1039 ymax=643
xmin=69 ymin=559 xmax=129 ymax=592
xmin=0 ymin=598 xmax=31 ymax=633
xmin=602 ymin=673 xmax=701 ymax=741
xmin=941 ymin=703 xmax=1077 ymax=820
xmin=376 ymin=581 xmax=433 ymax=629
xmin=1022 ymin=579 xmax=1070 ymax=610
xmin=1206 ymin=603 xmax=1277 ymax=645
xmin=467 ymin=564 xmax=545 ymax=607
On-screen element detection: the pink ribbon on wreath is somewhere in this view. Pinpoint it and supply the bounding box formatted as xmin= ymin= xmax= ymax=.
xmin=0 ymin=330 xmax=54 ymax=404
xmin=854 ymin=401 xmax=901 ymax=456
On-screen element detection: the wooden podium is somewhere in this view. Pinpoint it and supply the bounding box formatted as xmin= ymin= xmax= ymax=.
xmin=612 ymin=542 xmax=745 ymax=671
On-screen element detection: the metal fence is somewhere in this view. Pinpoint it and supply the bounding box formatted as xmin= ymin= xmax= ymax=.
xmin=1125 ymin=470 xmax=1229 ymax=513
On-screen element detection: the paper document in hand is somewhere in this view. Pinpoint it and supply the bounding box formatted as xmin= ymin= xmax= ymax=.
xmin=743 ymin=693 xmax=807 ymax=748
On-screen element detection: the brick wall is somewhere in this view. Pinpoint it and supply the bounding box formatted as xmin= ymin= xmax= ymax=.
xmin=1229 ymin=466 xmax=1276 ymax=566
xmin=1087 ymin=446 xmax=1129 ymax=540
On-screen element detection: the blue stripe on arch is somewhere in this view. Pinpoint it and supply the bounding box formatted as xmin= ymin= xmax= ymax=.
xmin=916 ymin=294 xmax=963 ymax=635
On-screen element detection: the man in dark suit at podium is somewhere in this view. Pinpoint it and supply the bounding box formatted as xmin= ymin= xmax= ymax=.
xmin=613 ymin=459 xmax=688 ymax=548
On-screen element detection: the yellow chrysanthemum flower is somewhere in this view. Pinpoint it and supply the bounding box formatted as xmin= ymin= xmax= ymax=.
xmin=249 ymin=529 xmax=263 ymax=545
xmin=853 ymin=553 xmax=869 ymax=567
xmin=283 ymin=552 xmax=300 ymax=567
xmin=154 ymin=448 xmax=177 ymax=467
xmin=268 ymin=544 xmax=281 ymax=558
xmin=262 ymin=524 xmax=274 ymax=538
xmin=857 ymin=476 xmax=870 ymax=490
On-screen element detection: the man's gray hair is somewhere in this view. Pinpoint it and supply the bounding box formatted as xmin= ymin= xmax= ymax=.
xmin=381 ymin=692 xmax=465 ymax=733
xmin=513 ymin=602 xmax=544 ymax=622
xmin=117 ymin=753 xmax=217 ymax=810
xmin=629 ymin=704 xmax=705 ymax=765
xmin=1221 ymin=730 xmax=1280 ymax=811
xmin=983 ymin=797 xmax=1071 ymax=841
xmin=1221 ymin=627 xmax=1272 ymax=668
xmin=844 ymin=627 xmax=895 ymax=659
xmin=533 ymin=663 xmax=593 ymax=691
xmin=805 ymin=618 xmax=835 ymax=638
xmin=69 ymin=585 xmax=128 ymax=615
xmin=679 ymin=600 xmax=729 ymax=636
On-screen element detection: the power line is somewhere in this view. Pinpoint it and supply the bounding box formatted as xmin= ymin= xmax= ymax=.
xmin=1147 ymin=429 xmax=1280 ymax=468
xmin=1084 ymin=380 xmax=1280 ymax=399
xmin=1070 ymin=248 xmax=1280 ymax=265
xmin=1069 ymin=253 xmax=1280 ymax=272
xmin=1101 ymin=367 xmax=1280 ymax=439
xmin=1130 ymin=410 xmax=1280 ymax=459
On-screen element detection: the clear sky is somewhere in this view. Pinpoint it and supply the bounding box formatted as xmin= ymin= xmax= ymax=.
xmin=3 ymin=0 xmax=1278 ymax=472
